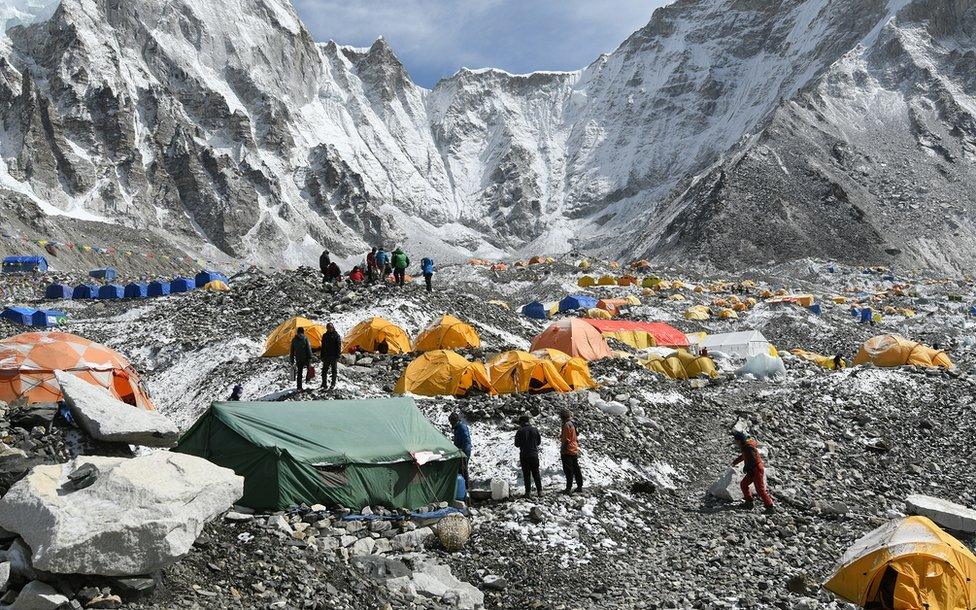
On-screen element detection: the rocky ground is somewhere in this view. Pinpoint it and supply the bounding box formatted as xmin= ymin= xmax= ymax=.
xmin=0 ymin=255 xmax=974 ymax=609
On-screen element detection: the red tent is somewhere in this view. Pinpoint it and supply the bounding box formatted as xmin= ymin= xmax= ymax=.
xmin=582 ymin=320 xmax=689 ymax=348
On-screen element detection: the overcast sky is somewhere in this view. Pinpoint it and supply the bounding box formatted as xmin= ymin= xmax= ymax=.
xmin=293 ymin=0 xmax=671 ymax=88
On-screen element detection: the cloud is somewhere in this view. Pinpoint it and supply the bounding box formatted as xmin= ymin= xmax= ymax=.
xmin=292 ymin=0 xmax=671 ymax=87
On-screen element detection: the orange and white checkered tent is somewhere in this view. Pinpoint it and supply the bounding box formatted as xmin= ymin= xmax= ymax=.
xmin=0 ymin=332 xmax=153 ymax=410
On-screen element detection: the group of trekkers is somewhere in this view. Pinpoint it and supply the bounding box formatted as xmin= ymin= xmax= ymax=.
xmin=318 ymin=247 xmax=435 ymax=292
xmin=288 ymin=324 xmax=343 ymax=392
xmin=451 ymin=409 xmax=773 ymax=510
xmin=449 ymin=409 xmax=585 ymax=498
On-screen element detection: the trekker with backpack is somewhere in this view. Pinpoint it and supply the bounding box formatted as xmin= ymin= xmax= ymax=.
xmin=420 ymin=256 xmax=434 ymax=292
xmin=375 ymin=248 xmax=390 ymax=282
xmin=366 ymin=248 xmax=378 ymax=282
xmin=289 ymin=327 xmax=313 ymax=392
xmin=732 ymin=430 xmax=775 ymax=512
xmin=392 ymin=247 xmax=410 ymax=287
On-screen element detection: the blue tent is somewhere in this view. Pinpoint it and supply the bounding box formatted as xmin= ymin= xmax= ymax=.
xmin=2 ymin=256 xmax=48 ymax=273
xmin=148 ymin=281 xmax=171 ymax=297
xmin=850 ymin=306 xmax=860 ymax=318
xmin=808 ymin=304 xmax=823 ymax=316
xmin=559 ymin=295 xmax=598 ymax=312
xmin=0 ymin=306 xmax=35 ymax=325
xmin=45 ymin=284 xmax=73 ymax=300
xmin=859 ymin=307 xmax=873 ymax=324
xmin=522 ymin=302 xmax=548 ymax=320
xmin=969 ymin=306 xmax=976 ymax=317
xmin=72 ymin=284 xmax=99 ymax=299
xmin=89 ymin=267 xmax=118 ymax=281
xmin=195 ymin=270 xmax=228 ymax=287
xmin=124 ymin=283 xmax=149 ymax=299
xmin=31 ymin=309 xmax=66 ymax=327
xmin=97 ymin=284 xmax=125 ymax=300
xmin=170 ymin=277 xmax=195 ymax=293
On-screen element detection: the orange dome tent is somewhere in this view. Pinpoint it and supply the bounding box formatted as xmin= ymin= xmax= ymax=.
xmin=262 ymin=317 xmax=326 ymax=358
xmin=0 ymin=332 xmax=153 ymax=410
xmin=487 ymin=351 xmax=571 ymax=394
xmin=413 ymin=315 xmax=481 ymax=352
xmin=532 ymin=348 xmax=596 ymax=390
xmin=343 ymin=318 xmax=411 ymax=354
xmin=853 ymin=335 xmax=953 ymax=369
xmin=530 ymin=318 xmax=613 ymax=361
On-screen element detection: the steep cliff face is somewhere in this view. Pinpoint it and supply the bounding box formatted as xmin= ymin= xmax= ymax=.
xmin=1 ymin=0 xmax=975 ymax=271
xmin=643 ymin=0 xmax=976 ymax=272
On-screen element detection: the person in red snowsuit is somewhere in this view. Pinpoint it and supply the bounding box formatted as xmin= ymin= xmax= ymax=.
xmin=732 ymin=430 xmax=774 ymax=511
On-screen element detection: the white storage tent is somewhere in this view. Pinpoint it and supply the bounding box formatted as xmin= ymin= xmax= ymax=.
xmin=693 ymin=330 xmax=771 ymax=358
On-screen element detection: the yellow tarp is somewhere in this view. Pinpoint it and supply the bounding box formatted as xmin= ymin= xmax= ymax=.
xmin=342 ymin=317 xmax=411 ymax=355
xmin=394 ymin=350 xmax=494 ymax=397
xmin=532 ymin=348 xmax=596 ymax=390
xmin=586 ymin=307 xmax=613 ymax=320
xmin=641 ymin=350 xmax=717 ymax=380
xmin=792 ymin=349 xmax=845 ymax=370
xmin=203 ymin=280 xmax=230 ymax=292
xmin=487 ymin=351 xmax=571 ymax=394
xmin=853 ymin=335 xmax=953 ymax=369
xmin=826 ymin=516 xmax=976 ymax=609
xmin=413 ymin=315 xmax=481 ymax=352
xmin=262 ymin=317 xmax=326 ymax=358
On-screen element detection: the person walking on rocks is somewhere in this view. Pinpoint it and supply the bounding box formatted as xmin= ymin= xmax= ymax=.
xmin=318 ymin=250 xmax=331 ymax=284
xmin=449 ymin=412 xmax=472 ymax=488
xmin=289 ymin=327 xmax=314 ymax=392
xmin=420 ymin=256 xmax=434 ymax=293
xmin=560 ymin=410 xmax=583 ymax=494
xmin=392 ymin=247 xmax=410 ymax=287
xmin=366 ymin=247 xmax=378 ymax=282
xmin=514 ymin=415 xmax=542 ymax=498
xmin=321 ymin=323 xmax=342 ymax=390
xmin=325 ymin=261 xmax=342 ymax=283
xmin=732 ymin=430 xmax=774 ymax=512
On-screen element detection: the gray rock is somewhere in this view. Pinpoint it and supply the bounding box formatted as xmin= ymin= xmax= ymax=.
xmin=8 ymin=580 xmax=69 ymax=610
xmin=395 ymin=560 xmax=484 ymax=610
xmin=54 ymin=372 xmax=179 ymax=447
xmin=0 ymin=453 xmax=243 ymax=576
xmin=267 ymin=515 xmax=292 ymax=534
xmin=224 ymin=511 xmax=254 ymax=522
xmin=391 ymin=527 xmax=434 ymax=552
xmin=0 ymin=561 xmax=9 ymax=593
xmin=349 ymin=537 xmax=375 ymax=556
xmin=906 ymin=494 xmax=976 ymax=533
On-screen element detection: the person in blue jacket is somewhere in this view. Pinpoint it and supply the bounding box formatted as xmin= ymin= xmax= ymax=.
xmin=420 ymin=257 xmax=434 ymax=292
xmin=449 ymin=412 xmax=471 ymax=488
xmin=375 ymin=248 xmax=390 ymax=282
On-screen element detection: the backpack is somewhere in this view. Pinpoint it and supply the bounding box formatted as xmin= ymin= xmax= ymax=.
xmin=421 ymin=258 xmax=434 ymax=274
xmin=393 ymin=251 xmax=408 ymax=269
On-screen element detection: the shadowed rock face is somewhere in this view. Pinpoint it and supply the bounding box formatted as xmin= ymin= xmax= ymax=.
xmin=0 ymin=0 xmax=975 ymax=270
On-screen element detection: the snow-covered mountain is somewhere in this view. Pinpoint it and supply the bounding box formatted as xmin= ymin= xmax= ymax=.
xmin=1 ymin=0 xmax=975 ymax=271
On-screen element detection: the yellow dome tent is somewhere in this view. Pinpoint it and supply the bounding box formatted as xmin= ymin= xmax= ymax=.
xmin=718 ymin=308 xmax=738 ymax=319
xmin=853 ymin=335 xmax=953 ymax=369
xmin=394 ymin=350 xmax=494 ymax=397
xmin=413 ymin=315 xmax=481 ymax=352
xmin=532 ymin=348 xmax=597 ymax=390
xmin=597 ymin=275 xmax=617 ymax=286
xmin=342 ymin=318 xmax=411 ymax=355
xmin=578 ymin=260 xmax=592 ymax=271
xmin=618 ymin=275 xmax=639 ymax=287
xmin=825 ymin=516 xmax=976 ymax=610
xmin=586 ymin=307 xmax=613 ymax=320
xmin=642 ymin=277 xmax=661 ymax=288
xmin=487 ymin=351 xmax=571 ymax=394
xmin=578 ymin=275 xmax=596 ymax=288
xmin=792 ymin=349 xmax=845 ymax=370
xmin=203 ymin=280 xmax=230 ymax=292
xmin=684 ymin=305 xmax=710 ymax=321
xmin=262 ymin=317 xmax=326 ymax=358
xmin=641 ymin=350 xmax=717 ymax=380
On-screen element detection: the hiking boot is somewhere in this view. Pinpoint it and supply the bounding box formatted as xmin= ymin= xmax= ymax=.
xmin=740 ymin=499 xmax=755 ymax=510
xmin=764 ymin=504 xmax=777 ymax=514
xmin=561 ymin=488 xmax=573 ymax=496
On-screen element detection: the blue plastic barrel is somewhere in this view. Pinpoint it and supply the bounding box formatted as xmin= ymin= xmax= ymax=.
xmin=455 ymin=474 xmax=467 ymax=500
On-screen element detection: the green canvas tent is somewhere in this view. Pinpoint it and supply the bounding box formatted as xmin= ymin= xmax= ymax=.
xmin=174 ymin=398 xmax=462 ymax=511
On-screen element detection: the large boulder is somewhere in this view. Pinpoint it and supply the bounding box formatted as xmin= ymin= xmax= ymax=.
xmin=54 ymin=372 xmax=179 ymax=447
xmin=906 ymin=494 xmax=976 ymax=534
xmin=386 ymin=559 xmax=484 ymax=610
xmin=8 ymin=580 xmax=69 ymax=610
xmin=0 ymin=453 xmax=243 ymax=576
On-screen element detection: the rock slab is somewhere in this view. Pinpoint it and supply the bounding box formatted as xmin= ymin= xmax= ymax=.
xmin=9 ymin=580 xmax=69 ymax=610
xmin=55 ymin=372 xmax=179 ymax=447
xmin=0 ymin=452 xmax=243 ymax=576
xmin=906 ymin=494 xmax=976 ymax=533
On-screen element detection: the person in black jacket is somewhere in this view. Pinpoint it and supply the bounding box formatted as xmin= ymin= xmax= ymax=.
xmin=514 ymin=415 xmax=543 ymax=498
xmin=289 ymin=327 xmax=313 ymax=391
xmin=321 ymin=323 xmax=342 ymax=390
xmin=319 ymin=250 xmax=331 ymax=284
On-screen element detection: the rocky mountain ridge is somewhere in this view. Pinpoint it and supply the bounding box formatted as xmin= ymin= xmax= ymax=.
xmin=1 ymin=0 xmax=975 ymax=272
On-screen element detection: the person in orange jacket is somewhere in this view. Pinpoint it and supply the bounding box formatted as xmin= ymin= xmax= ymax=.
xmin=732 ymin=430 xmax=774 ymax=512
xmin=560 ymin=410 xmax=583 ymax=494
